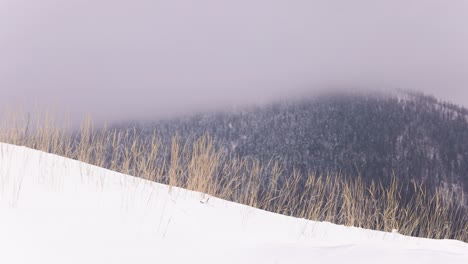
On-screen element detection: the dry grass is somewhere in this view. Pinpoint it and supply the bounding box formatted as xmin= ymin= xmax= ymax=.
xmin=0 ymin=111 xmax=467 ymax=242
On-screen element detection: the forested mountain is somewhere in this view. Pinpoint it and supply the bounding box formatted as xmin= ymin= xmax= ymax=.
xmin=114 ymin=91 xmax=468 ymax=196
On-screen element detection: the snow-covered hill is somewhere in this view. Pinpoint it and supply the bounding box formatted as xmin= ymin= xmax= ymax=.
xmin=123 ymin=92 xmax=468 ymax=198
xmin=0 ymin=143 xmax=467 ymax=264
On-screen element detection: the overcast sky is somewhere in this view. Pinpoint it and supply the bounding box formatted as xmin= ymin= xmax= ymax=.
xmin=1 ymin=0 xmax=467 ymax=124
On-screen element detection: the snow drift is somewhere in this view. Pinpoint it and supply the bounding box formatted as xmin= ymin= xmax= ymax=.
xmin=0 ymin=143 xmax=467 ymax=264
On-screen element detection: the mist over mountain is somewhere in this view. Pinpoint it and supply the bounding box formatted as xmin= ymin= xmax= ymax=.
xmin=113 ymin=90 xmax=468 ymax=198
xmin=2 ymin=0 xmax=468 ymax=124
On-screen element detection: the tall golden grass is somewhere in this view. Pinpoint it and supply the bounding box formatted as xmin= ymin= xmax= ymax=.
xmin=0 ymin=111 xmax=466 ymax=241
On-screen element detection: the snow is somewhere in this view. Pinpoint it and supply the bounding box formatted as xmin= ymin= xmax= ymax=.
xmin=0 ymin=143 xmax=467 ymax=264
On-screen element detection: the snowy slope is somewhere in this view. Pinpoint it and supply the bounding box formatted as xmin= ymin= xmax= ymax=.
xmin=0 ymin=143 xmax=467 ymax=264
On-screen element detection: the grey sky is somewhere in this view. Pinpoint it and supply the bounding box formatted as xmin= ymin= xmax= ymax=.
xmin=1 ymin=0 xmax=467 ymax=124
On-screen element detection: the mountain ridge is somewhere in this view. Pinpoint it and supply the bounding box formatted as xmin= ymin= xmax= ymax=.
xmin=114 ymin=90 xmax=468 ymax=198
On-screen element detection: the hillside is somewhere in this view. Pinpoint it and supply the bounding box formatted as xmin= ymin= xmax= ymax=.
xmin=1 ymin=143 xmax=467 ymax=264
xmin=122 ymin=91 xmax=468 ymax=197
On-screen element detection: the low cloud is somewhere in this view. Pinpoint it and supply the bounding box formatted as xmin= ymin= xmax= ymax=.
xmin=1 ymin=0 xmax=467 ymax=124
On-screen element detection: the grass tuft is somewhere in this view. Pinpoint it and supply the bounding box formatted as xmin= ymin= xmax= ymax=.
xmin=0 ymin=112 xmax=466 ymax=242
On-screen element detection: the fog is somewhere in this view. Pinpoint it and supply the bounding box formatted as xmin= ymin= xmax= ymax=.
xmin=1 ymin=0 xmax=467 ymax=124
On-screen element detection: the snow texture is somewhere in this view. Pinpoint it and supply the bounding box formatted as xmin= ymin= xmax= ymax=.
xmin=0 ymin=143 xmax=467 ymax=264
